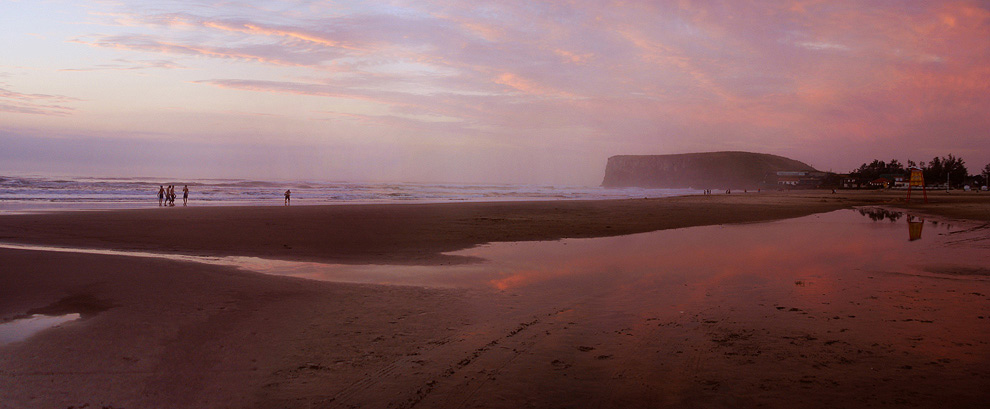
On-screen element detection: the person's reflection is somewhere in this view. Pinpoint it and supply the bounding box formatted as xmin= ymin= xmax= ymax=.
xmin=907 ymin=215 xmax=924 ymax=241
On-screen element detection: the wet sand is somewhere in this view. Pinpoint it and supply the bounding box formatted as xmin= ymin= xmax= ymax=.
xmin=1 ymin=190 xmax=989 ymax=408
xmin=0 ymin=191 xmax=861 ymax=265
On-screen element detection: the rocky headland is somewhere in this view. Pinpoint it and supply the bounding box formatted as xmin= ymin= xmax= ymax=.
xmin=601 ymin=151 xmax=817 ymax=189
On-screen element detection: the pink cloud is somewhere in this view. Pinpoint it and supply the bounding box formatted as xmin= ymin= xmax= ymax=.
xmin=494 ymin=72 xmax=578 ymax=98
xmin=59 ymin=59 xmax=186 ymax=72
xmin=70 ymin=35 xmax=329 ymax=66
xmin=121 ymin=12 xmax=364 ymax=51
xmin=4 ymin=0 xmax=984 ymax=181
xmin=0 ymin=87 xmax=80 ymax=116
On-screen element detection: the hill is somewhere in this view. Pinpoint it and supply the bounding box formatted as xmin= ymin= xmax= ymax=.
xmin=601 ymin=151 xmax=818 ymax=189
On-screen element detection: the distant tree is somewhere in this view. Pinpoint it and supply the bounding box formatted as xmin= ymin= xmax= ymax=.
xmin=821 ymin=172 xmax=842 ymax=188
xmin=945 ymin=155 xmax=967 ymax=187
xmin=850 ymin=158 xmax=907 ymax=180
xmin=922 ymin=154 xmax=967 ymax=187
xmin=923 ymin=156 xmax=943 ymax=185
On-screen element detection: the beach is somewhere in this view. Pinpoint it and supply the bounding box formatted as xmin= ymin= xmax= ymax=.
xmin=0 ymin=191 xmax=863 ymax=265
xmin=1 ymin=190 xmax=989 ymax=408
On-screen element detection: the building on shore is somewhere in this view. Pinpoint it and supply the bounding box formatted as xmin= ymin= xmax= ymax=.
xmin=879 ymin=173 xmax=908 ymax=188
xmin=770 ymin=171 xmax=827 ymax=188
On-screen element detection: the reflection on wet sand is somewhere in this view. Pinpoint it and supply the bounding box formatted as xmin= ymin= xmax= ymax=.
xmin=0 ymin=209 xmax=984 ymax=290
xmin=908 ymin=215 xmax=925 ymax=241
xmin=408 ymin=209 xmax=990 ymax=408
xmin=858 ymin=207 xmax=905 ymax=222
xmin=858 ymin=207 xmax=930 ymax=242
xmin=0 ymin=314 xmax=80 ymax=345
xmin=1 ymin=208 xmax=988 ymax=408
xmin=453 ymin=208 xmax=986 ymax=291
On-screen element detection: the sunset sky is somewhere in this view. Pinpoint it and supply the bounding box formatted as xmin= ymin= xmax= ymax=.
xmin=2 ymin=0 xmax=988 ymax=185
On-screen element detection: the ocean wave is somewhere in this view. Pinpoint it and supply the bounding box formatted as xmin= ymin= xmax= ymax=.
xmin=0 ymin=176 xmax=704 ymax=209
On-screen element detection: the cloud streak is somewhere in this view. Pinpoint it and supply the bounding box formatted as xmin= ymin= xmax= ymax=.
xmin=59 ymin=59 xmax=186 ymax=72
xmin=0 ymin=87 xmax=80 ymax=116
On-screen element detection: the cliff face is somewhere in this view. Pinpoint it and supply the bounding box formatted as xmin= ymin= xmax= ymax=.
xmin=601 ymin=151 xmax=817 ymax=189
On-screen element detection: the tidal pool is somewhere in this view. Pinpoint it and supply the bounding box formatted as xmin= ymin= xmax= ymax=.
xmin=226 ymin=207 xmax=990 ymax=291
xmin=448 ymin=207 xmax=990 ymax=291
xmin=1 ymin=208 xmax=987 ymax=290
xmin=0 ymin=313 xmax=81 ymax=346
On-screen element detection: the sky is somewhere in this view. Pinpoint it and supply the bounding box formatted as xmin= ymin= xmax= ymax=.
xmin=1 ymin=0 xmax=988 ymax=185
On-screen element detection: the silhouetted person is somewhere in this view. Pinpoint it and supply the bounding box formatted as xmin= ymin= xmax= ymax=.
xmin=284 ymin=189 xmax=291 ymax=205
xmin=158 ymin=185 xmax=165 ymax=206
xmin=182 ymin=185 xmax=189 ymax=206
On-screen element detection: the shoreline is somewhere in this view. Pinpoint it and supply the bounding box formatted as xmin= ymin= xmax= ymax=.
xmin=1 ymin=190 xmax=988 ymax=265
xmin=0 ymin=191 xmax=857 ymax=265
xmin=0 ymin=176 xmax=709 ymax=215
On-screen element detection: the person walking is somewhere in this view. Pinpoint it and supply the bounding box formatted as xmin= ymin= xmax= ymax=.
xmin=182 ymin=185 xmax=189 ymax=206
xmin=284 ymin=189 xmax=291 ymax=206
xmin=158 ymin=185 xmax=165 ymax=206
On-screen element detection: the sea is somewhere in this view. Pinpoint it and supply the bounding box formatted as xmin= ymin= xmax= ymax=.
xmin=0 ymin=175 xmax=705 ymax=213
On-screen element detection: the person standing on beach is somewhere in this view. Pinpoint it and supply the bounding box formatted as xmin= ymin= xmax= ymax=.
xmin=284 ymin=189 xmax=291 ymax=206
xmin=158 ymin=185 xmax=165 ymax=206
xmin=182 ymin=185 xmax=189 ymax=206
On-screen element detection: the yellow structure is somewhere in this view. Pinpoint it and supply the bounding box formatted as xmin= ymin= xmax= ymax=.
xmin=908 ymin=215 xmax=924 ymax=241
xmin=906 ymin=168 xmax=927 ymax=203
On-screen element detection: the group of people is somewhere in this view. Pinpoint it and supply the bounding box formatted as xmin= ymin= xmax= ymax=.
xmin=156 ymin=185 xmax=293 ymax=206
xmin=701 ymin=189 xmax=759 ymax=195
xmin=158 ymin=185 xmax=188 ymax=206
